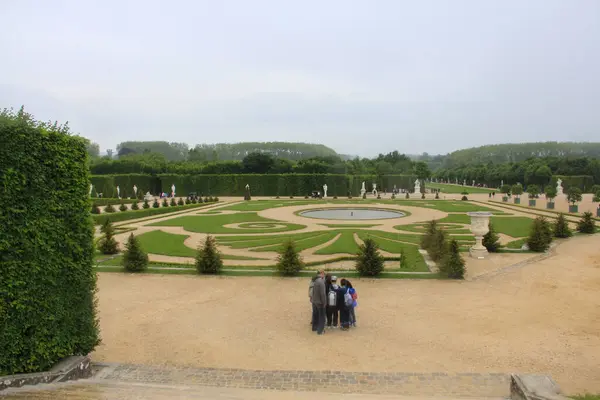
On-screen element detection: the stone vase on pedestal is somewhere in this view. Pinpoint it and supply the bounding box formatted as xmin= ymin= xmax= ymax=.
xmin=467 ymin=212 xmax=492 ymax=259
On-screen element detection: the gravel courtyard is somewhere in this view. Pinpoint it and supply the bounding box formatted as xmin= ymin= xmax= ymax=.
xmin=93 ymin=234 xmax=600 ymax=394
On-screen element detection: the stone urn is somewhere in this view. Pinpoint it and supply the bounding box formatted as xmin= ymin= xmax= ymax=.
xmin=467 ymin=211 xmax=492 ymax=259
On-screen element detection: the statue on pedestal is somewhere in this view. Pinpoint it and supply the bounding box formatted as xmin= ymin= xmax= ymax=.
xmin=360 ymin=181 xmax=366 ymax=198
xmin=556 ymin=179 xmax=563 ymax=195
xmin=414 ymin=179 xmax=421 ymax=194
xmin=323 ymin=184 xmax=328 ymax=198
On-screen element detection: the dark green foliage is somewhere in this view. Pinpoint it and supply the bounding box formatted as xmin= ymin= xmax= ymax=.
xmin=527 ymin=184 xmax=540 ymax=198
xmin=98 ymin=220 xmax=119 ymax=255
xmin=362 ymin=192 xmax=367 ymax=199
xmin=177 ymin=197 xmax=184 ymax=206
xmin=162 ymin=198 xmax=169 ymax=207
xmin=577 ymin=212 xmax=596 ymax=234
xmin=191 ymin=198 xmax=197 ymax=204
xmin=405 ymin=192 xmax=410 ymax=199
xmin=355 ymin=238 xmax=385 ymax=276
xmin=143 ymin=199 xmax=150 ymax=209
xmin=391 ymin=193 xmax=396 ymax=199
xmin=567 ymin=187 xmax=583 ymax=205
xmin=122 ymin=233 xmax=148 ymax=272
xmin=89 ymin=174 xmax=160 ymax=198
xmin=185 ymin=198 xmax=191 ymax=205
xmin=435 ymin=192 xmax=439 ymax=199
xmin=152 ymin=199 xmax=160 ymax=208
xmin=553 ymin=213 xmax=572 ymax=238
xmin=527 ymin=216 xmax=553 ymax=252
xmin=104 ymin=203 xmax=116 ymax=213
xmin=208 ymin=196 xmax=214 ymax=202
xmin=275 ymin=240 xmax=305 ymax=276
xmin=461 ymin=195 xmax=468 ymax=201
xmin=545 ymin=185 xmax=557 ymax=201
xmin=461 ymin=191 xmax=469 ymax=195
xmin=377 ymin=194 xmax=381 ymax=199
xmin=511 ymin=184 xmax=523 ymax=198
xmin=92 ymin=203 xmax=210 ymax=224
xmin=420 ymin=220 xmax=438 ymax=250
xmin=119 ymin=203 xmax=127 ymax=212
xmin=214 ymin=196 xmax=219 ymax=202
xmin=91 ymin=203 xmax=101 ymax=214
xmin=131 ymin=201 xmax=139 ymax=210
xmin=170 ymin=198 xmax=177 ymax=207
xmin=0 ymin=108 xmax=99 ymax=375
xmin=195 ymin=235 xmax=223 ymax=274
xmin=421 ymin=193 xmax=425 ymax=199
xmin=593 ymin=191 xmax=600 ymax=203
xmin=442 ymin=240 xmax=465 ymax=279
xmin=204 ymin=196 xmax=210 ymax=203
xmin=428 ymin=229 xmax=448 ymax=262
xmin=482 ymin=222 xmax=500 ymax=252
xmin=500 ymin=184 xmax=511 ymax=195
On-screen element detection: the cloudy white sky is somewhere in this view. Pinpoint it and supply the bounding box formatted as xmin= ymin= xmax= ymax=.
xmin=1 ymin=0 xmax=599 ymax=156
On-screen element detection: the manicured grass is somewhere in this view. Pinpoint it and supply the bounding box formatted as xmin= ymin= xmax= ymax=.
xmin=318 ymin=223 xmax=380 ymax=228
xmin=217 ymin=231 xmax=319 ymax=247
xmin=250 ymin=232 xmax=338 ymax=253
xmin=355 ymin=232 xmax=428 ymax=272
xmin=93 ymin=202 xmax=214 ymax=225
xmin=571 ymin=395 xmax=600 ymax=400
xmin=397 ymin=223 xmax=470 ymax=234
xmin=95 ymin=254 xmax=123 ymax=265
xmin=505 ymin=238 xmax=527 ymax=249
xmin=427 ymin=183 xmax=495 ymax=194
xmin=314 ymin=231 xmax=361 ymax=255
xmin=489 ymin=216 xmax=533 ymax=238
xmin=221 ymin=200 xmax=317 ymax=211
xmin=435 ymin=213 xmax=471 ymax=224
xmin=149 ymin=212 xmax=305 ymax=233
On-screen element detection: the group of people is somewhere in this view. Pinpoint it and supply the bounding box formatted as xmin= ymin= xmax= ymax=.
xmin=308 ymin=270 xmax=358 ymax=335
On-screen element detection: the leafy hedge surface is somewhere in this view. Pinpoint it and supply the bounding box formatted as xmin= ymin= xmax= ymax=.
xmin=92 ymin=202 xmax=213 ymax=224
xmin=0 ymin=109 xmax=99 ymax=375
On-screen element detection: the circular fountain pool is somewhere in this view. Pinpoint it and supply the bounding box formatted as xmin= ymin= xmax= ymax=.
xmin=299 ymin=208 xmax=405 ymax=220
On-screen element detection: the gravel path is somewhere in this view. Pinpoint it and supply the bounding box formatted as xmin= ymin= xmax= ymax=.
xmin=93 ymin=233 xmax=600 ymax=394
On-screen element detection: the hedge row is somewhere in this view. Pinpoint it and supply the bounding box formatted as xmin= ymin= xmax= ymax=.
xmin=550 ymin=175 xmax=595 ymax=192
xmin=92 ymin=202 xmax=214 ymax=224
xmin=90 ymin=174 xmax=417 ymax=197
xmin=90 ymin=174 xmax=161 ymax=198
xmin=0 ymin=111 xmax=99 ymax=375
xmin=90 ymin=197 xmax=139 ymax=206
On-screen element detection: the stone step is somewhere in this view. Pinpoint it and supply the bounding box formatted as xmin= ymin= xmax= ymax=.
xmin=0 ymin=380 xmax=509 ymax=400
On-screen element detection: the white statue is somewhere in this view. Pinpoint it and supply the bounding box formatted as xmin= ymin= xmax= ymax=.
xmin=89 ymin=184 xmax=93 ymax=197
xmin=372 ymin=183 xmax=377 ymax=195
xmin=323 ymin=184 xmax=328 ymax=198
xmin=133 ymin=185 xmax=138 ymax=197
xmin=116 ymin=185 xmax=120 ymax=198
xmin=556 ymin=179 xmax=563 ymax=195
xmin=245 ymin=184 xmax=250 ymax=190
xmin=501 ymin=180 xmax=504 ymax=187
xmin=171 ymin=184 xmax=176 ymax=196
xmin=414 ymin=179 xmax=421 ymax=194
xmin=472 ymin=180 xmax=475 ymax=186
xmin=463 ymin=179 xmax=466 ymax=186
xmin=360 ymin=181 xmax=366 ymax=197
xmin=144 ymin=191 xmax=153 ymax=201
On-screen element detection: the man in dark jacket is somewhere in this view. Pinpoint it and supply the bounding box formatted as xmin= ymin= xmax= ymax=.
xmin=311 ymin=270 xmax=327 ymax=335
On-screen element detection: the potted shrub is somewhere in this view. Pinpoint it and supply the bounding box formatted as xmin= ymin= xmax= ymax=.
xmin=544 ymin=185 xmax=557 ymax=210
xmin=527 ymin=184 xmax=540 ymax=206
xmin=500 ymin=184 xmax=511 ymax=202
xmin=511 ymin=184 xmax=523 ymax=204
xmin=566 ymin=187 xmax=582 ymax=213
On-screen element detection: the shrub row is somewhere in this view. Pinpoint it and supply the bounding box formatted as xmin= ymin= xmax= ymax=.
xmin=92 ymin=202 xmax=213 ymax=224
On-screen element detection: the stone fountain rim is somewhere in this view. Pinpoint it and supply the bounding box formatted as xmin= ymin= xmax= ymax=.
xmin=466 ymin=211 xmax=493 ymax=217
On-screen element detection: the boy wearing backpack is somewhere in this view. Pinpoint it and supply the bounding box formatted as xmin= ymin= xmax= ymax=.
xmin=331 ymin=278 xmax=352 ymax=331
xmin=326 ymin=276 xmax=339 ymax=328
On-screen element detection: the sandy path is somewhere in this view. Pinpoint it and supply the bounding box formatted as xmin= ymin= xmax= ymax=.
xmin=94 ymin=233 xmax=600 ymax=394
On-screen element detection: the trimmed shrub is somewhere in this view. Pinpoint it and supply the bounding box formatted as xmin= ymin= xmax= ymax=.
xmin=355 ymin=238 xmax=385 ymax=276
xmin=461 ymin=195 xmax=468 ymax=201
xmin=435 ymin=192 xmax=439 ymax=199
xmin=122 ymin=233 xmax=148 ymax=272
xmin=443 ymin=240 xmax=465 ymax=279
xmin=191 ymin=198 xmax=197 ymax=204
xmin=391 ymin=193 xmax=396 ymax=199
xmin=553 ymin=213 xmax=572 ymax=238
xmin=333 ymin=196 xmax=338 ymax=199
xmin=196 ymin=235 xmax=223 ymax=274
xmin=577 ymin=212 xmax=596 ymax=234
xmin=162 ymin=198 xmax=169 ymax=207
xmin=119 ymin=203 xmax=127 ymax=212
xmin=304 ymin=195 xmax=309 ymax=199
xmin=420 ymin=220 xmax=438 ymax=251
xmin=377 ymin=194 xmax=381 ymax=199
xmin=275 ymin=240 xmax=305 ymax=276
xmin=170 ymin=198 xmax=177 ymax=207
xmin=362 ymin=193 xmax=367 ymax=199
xmin=98 ymin=219 xmax=119 ymax=254
xmin=551 ymin=175 xmax=594 ymax=192
xmin=566 ymin=187 xmax=582 ymax=205
xmin=500 ymin=184 xmax=511 ymax=196
xmin=527 ymin=216 xmax=553 ymax=252
xmin=104 ymin=204 xmax=116 ymax=213
xmin=152 ymin=199 xmax=160 ymax=208
xmin=214 ymin=196 xmax=219 ymax=202
xmin=91 ymin=203 xmax=101 ymax=214
xmin=482 ymin=222 xmax=500 ymax=252
xmin=177 ymin=197 xmax=184 ymax=206
xmin=185 ymin=198 xmax=191 ymax=205
xmin=429 ymin=228 xmax=448 ymax=262
xmin=92 ymin=202 xmax=210 ymax=224
xmin=204 ymin=197 xmax=210 ymax=203
xmin=527 ymin=184 xmax=540 ymax=199
xmin=511 ymin=184 xmax=523 ymax=198
xmin=142 ymin=200 xmax=150 ymax=209
xmin=131 ymin=201 xmax=139 ymax=210
xmin=593 ymin=190 xmax=600 ymax=203
xmin=0 ymin=109 xmax=98 ymax=375
xmin=405 ymin=192 xmax=410 ymax=199
xmin=421 ymin=193 xmax=425 ymax=199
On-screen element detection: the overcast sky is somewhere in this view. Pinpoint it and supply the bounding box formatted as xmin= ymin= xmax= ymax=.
xmin=1 ymin=0 xmax=599 ymax=156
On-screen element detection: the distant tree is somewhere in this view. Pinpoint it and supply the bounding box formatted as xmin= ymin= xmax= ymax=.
xmin=275 ymin=240 xmax=305 ymax=276
xmin=577 ymin=212 xmax=596 ymax=234
xmin=500 ymin=184 xmax=511 ymax=196
xmin=195 ymin=235 xmax=223 ymax=274
xmin=482 ymin=222 xmax=500 ymax=252
xmin=553 ymin=213 xmax=572 ymax=238
xmin=527 ymin=184 xmax=540 ymax=199
xmin=511 ymin=184 xmax=523 ymax=198
xmin=355 ymin=238 xmax=385 ymax=276
xmin=242 ymin=152 xmax=275 ymax=173
xmin=545 ymin=185 xmax=557 ymax=202
xmin=527 ymin=217 xmax=553 ymax=252
xmin=122 ymin=233 xmax=148 ymax=272
xmin=566 ymin=187 xmax=582 ymax=205
xmin=413 ymin=161 xmax=431 ymax=180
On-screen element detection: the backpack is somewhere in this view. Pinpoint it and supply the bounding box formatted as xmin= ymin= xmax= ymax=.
xmin=344 ymin=289 xmax=353 ymax=307
xmin=328 ymin=290 xmax=337 ymax=306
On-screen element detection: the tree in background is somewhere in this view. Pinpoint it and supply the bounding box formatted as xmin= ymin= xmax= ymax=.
xmin=196 ymin=235 xmax=223 ymax=274
xmin=122 ymin=233 xmax=148 ymax=272
xmin=242 ymin=152 xmax=276 ymax=174
xmin=577 ymin=212 xmax=596 ymax=234
xmin=566 ymin=187 xmax=582 ymax=206
xmin=443 ymin=240 xmax=465 ymax=279
xmin=545 ymin=185 xmax=557 ymax=202
xmin=553 ymin=213 xmax=572 ymax=238
xmin=355 ymin=238 xmax=385 ymax=276
xmin=98 ymin=220 xmax=119 ymax=255
xmin=527 ymin=217 xmax=553 ymax=252
xmin=275 ymin=240 xmax=305 ymax=276
xmin=527 ymin=184 xmax=540 ymax=199
xmin=482 ymin=222 xmax=500 ymax=252
xmin=511 ymin=184 xmax=523 ymax=199
xmin=420 ymin=220 xmax=438 ymax=251
xmin=500 ymin=184 xmax=511 ymax=196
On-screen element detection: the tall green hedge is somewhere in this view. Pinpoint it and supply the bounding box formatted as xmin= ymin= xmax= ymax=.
xmin=157 ymin=174 xmax=416 ymax=196
xmin=551 ymin=175 xmax=595 ymax=192
xmin=0 ymin=109 xmax=99 ymax=375
xmin=90 ymin=174 xmax=160 ymax=198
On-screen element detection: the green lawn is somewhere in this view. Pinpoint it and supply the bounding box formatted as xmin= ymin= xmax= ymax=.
xmin=250 ymin=232 xmax=338 ymax=253
xmin=149 ymin=212 xmax=305 ymax=233
xmin=427 ymin=182 xmax=496 ymax=194
xmin=318 ymin=223 xmax=381 ymax=228
xmin=314 ymin=231 xmax=361 ymax=255
xmin=220 ymin=200 xmax=316 ymax=211
xmin=217 ymin=231 xmax=319 ymax=247
xmin=397 ymin=223 xmax=471 ymax=234
xmin=489 ymin=216 xmax=533 ymax=238
xmin=505 ymin=237 xmax=527 ymax=249
xmin=355 ymin=232 xmax=428 ymax=272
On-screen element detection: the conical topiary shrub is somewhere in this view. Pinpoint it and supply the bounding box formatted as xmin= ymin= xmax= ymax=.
xmin=119 ymin=203 xmax=127 ymax=212
xmin=482 ymin=222 xmax=500 ymax=252
xmin=98 ymin=219 xmax=119 ymax=255
xmin=275 ymin=240 xmax=305 ymax=276
xmin=577 ymin=212 xmax=596 ymax=234
xmin=91 ymin=203 xmax=101 ymax=214
xmin=196 ymin=235 xmax=223 ymax=274
xmin=122 ymin=233 xmax=148 ymax=272
xmin=553 ymin=213 xmax=572 ymax=238
xmin=443 ymin=239 xmax=465 ymax=279
xmin=355 ymin=238 xmax=384 ymax=276
xmin=162 ymin=198 xmax=169 ymax=207
xmin=177 ymin=197 xmax=184 ymax=206
xmin=170 ymin=198 xmax=177 ymax=207
xmin=152 ymin=199 xmax=159 ymax=208
xmin=131 ymin=201 xmax=139 ymax=210
xmin=526 ymin=216 xmax=553 ymax=252
xmin=104 ymin=204 xmax=116 ymax=213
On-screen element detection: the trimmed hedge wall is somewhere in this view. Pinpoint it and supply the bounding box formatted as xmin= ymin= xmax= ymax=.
xmin=90 ymin=174 xmax=160 ymax=198
xmin=0 ymin=111 xmax=99 ymax=375
xmin=92 ymin=202 xmax=214 ymax=224
xmin=551 ymin=175 xmax=595 ymax=192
